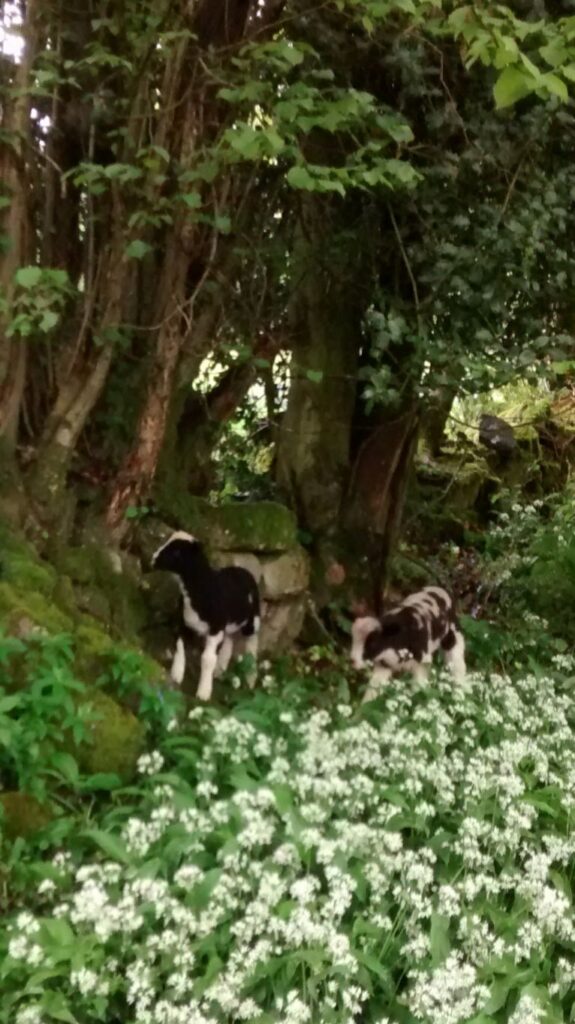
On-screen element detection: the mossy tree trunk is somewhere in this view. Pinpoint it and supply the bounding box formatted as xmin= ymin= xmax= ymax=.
xmin=276 ymin=198 xmax=364 ymax=536
xmin=0 ymin=0 xmax=40 ymax=448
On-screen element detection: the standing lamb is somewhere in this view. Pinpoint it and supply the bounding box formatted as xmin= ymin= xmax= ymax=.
xmin=151 ymin=531 xmax=260 ymax=701
xmin=351 ymin=585 xmax=466 ymax=702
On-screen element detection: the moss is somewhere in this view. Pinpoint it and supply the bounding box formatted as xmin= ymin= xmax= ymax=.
xmin=76 ymin=690 xmax=145 ymax=780
xmin=207 ymin=502 xmax=297 ymax=553
xmin=57 ymin=543 xmax=148 ymax=640
xmin=0 ymin=581 xmax=74 ymax=635
xmin=152 ymin=495 xmax=297 ymax=553
xmin=0 ymin=791 xmax=52 ymax=839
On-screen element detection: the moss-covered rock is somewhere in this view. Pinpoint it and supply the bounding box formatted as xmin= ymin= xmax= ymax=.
xmin=149 ymin=498 xmax=297 ymax=554
xmin=211 ymin=551 xmax=263 ymax=583
xmin=0 ymin=791 xmax=52 ymax=839
xmin=0 ymin=581 xmax=74 ymax=635
xmin=208 ymin=502 xmax=297 ymax=553
xmin=56 ymin=543 xmax=148 ymax=639
xmin=76 ymin=690 xmax=145 ymax=779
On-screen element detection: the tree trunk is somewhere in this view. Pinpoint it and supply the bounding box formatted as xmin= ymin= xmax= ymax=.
xmin=420 ymin=387 xmax=455 ymax=457
xmin=344 ymin=406 xmax=419 ymax=612
xmin=276 ymin=198 xmax=363 ymax=535
xmin=26 ymin=220 xmax=131 ymax=524
xmin=0 ymin=0 xmax=41 ymax=447
xmin=104 ymin=244 xmax=189 ymax=538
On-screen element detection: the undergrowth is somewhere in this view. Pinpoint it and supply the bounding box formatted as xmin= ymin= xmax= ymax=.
xmin=2 ymin=631 xmax=575 ymax=1024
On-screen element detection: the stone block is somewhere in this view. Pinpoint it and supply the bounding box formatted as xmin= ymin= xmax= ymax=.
xmin=261 ymin=546 xmax=309 ymax=600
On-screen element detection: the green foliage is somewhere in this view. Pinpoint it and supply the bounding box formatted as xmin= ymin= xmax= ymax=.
xmin=446 ymin=3 xmax=575 ymax=107
xmin=2 ymin=652 xmax=575 ymax=1022
xmin=2 ymin=268 xmax=73 ymax=338
xmin=0 ymin=633 xmax=89 ymax=799
xmin=480 ymin=488 xmax=575 ymax=651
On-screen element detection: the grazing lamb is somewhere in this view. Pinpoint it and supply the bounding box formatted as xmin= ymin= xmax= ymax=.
xmin=351 ymin=585 xmax=465 ymax=702
xmin=151 ymin=531 xmax=260 ymax=701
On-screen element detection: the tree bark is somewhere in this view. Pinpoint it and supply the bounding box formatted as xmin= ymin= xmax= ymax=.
xmin=0 ymin=0 xmax=41 ymax=447
xmin=104 ymin=241 xmax=189 ymax=538
xmin=276 ymin=198 xmax=364 ymax=535
xmin=344 ymin=406 xmax=419 ymax=612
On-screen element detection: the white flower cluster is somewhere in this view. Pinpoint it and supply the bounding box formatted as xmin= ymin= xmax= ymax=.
xmin=137 ymin=750 xmax=165 ymax=775
xmin=6 ymin=665 xmax=575 ymax=1023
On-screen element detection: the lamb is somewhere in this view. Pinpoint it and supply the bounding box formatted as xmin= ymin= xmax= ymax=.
xmin=351 ymin=585 xmax=466 ymax=702
xmin=151 ymin=531 xmax=260 ymax=701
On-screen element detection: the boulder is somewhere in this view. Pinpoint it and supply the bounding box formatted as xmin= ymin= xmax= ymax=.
xmin=76 ymin=690 xmax=145 ymax=780
xmin=261 ymin=546 xmax=309 ymax=600
xmin=260 ymin=596 xmax=307 ymax=654
xmin=0 ymin=792 xmax=52 ymax=839
xmin=211 ymin=550 xmax=263 ymax=584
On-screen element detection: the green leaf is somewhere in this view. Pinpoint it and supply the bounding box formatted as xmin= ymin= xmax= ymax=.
xmin=182 ymin=191 xmax=202 ymax=209
xmin=81 ymin=828 xmax=131 ymax=864
xmin=40 ymin=310 xmax=59 ymax=333
xmin=41 ymin=991 xmax=78 ymax=1023
xmin=540 ymin=72 xmax=569 ymax=101
xmin=430 ymin=912 xmax=451 ymax=965
xmin=286 ymin=165 xmax=316 ymax=190
xmin=80 ymin=772 xmax=122 ymax=791
xmin=50 ymin=752 xmax=80 ymax=784
xmin=305 ymin=369 xmax=324 ymax=384
xmin=41 ymin=918 xmax=76 ymax=948
xmin=562 ymin=63 xmax=575 ymax=83
xmin=15 ymin=266 xmax=42 ymax=288
xmin=494 ymin=67 xmax=532 ymax=108
xmin=125 ymin=239 xmax=152 ymax=260
xmin=214 ymin=213 xmax=231 ymax=234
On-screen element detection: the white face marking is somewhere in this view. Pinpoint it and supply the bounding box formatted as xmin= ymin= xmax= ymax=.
xmin=171 ymin=639 xmax=186 ymax=685
xmin=152 ymin=530 xmax=197 ymax=564
xmin=253 ymin=615 xmax=260 ymax=633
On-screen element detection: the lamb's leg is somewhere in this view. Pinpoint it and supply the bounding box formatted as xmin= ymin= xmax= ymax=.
xmin=214 ymin=635 xmax=234 ymax=678
xmin=243 ymin=616 xmax=260 ymax=689
xmin=442 ymin=628 xmax=466 ymax=683
xmin=197 ymin=632 xmax=223 ymax=701
xmin=362 ymin=665 xmax=391 ymax=703
xmin=170 ymin=637 xmax=186 ymax=686
xmin=412 ymin=662 xmax=429 ymax=685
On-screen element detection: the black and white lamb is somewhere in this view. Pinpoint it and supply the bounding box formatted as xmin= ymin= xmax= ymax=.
xmin=151 ymin=531 xmax=260 ymax=701
xmin=351 ymin=585 xmax=466 ymax=702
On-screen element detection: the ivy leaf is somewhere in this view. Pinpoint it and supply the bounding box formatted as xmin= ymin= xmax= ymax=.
xmin=125 ymin=239 xmax=152 ymax=260
xmin=306 ymin=369 xmax=324 ymax=383
xmin=494 ymin=67 xmax=532 ymax=108
xmin=15 ymin=266 xmax=42 ymax=289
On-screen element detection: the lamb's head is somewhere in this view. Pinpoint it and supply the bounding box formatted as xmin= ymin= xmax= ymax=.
xmin=350 ymin=615 xmax=380 ymax=669
xmin=151 ymin=531 xmax=198 ymax=574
